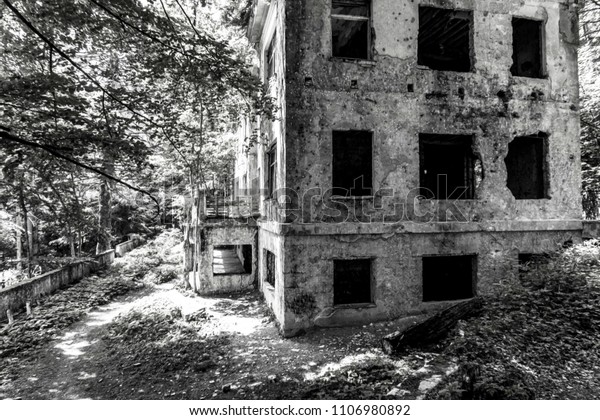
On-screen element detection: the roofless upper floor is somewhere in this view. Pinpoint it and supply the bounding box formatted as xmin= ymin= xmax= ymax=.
xmin=239 ymin=0 xmax=581 ymax=225
xmin=248 ymin=0 xmax=580 ymax=101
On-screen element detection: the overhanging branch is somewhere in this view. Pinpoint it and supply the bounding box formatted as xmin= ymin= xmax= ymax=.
xmin=0 ymin=130 xmax=161 ymax=216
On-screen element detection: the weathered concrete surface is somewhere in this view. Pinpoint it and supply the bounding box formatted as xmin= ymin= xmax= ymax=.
xmin=0 ymin=250 xmax=115 ymax=321
xmin=188 ymin=221 xmax=258 ymax=295
xmin=241 ymin=0 xmax=583 ymax=336
xmin=115 ymin=238 xmax=143 ymax=258
xmin=284 ymin=0 xmax=581 ymax=223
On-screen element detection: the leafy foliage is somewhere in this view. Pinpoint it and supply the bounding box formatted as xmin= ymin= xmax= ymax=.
xmin=430 ymin=241 xmax=600 ymax=399
xmin=0 ymin=0 xmax=270 ymax=273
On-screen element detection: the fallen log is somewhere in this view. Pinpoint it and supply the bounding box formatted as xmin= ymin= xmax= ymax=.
xmin=382 ymin=297 xmax=484 ymax=355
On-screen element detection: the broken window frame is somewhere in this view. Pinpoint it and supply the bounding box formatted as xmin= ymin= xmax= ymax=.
xmin=331 ymin=0 xmax=372 ymax=60
xmin=417 ymin=6 xmax=474 ymax=73
xmin=505 ymin=133 xmax=549 ymax=200
xmin=333 ymin=258 xmax=374 ymax=306
xmin=332 ymin=130 xmax=374 ymax=197
xmin=422 ymin=255 xmax=477 ymax=302
xmin=511 ymin=17 xmax=546 ymax=79
xmin=266 ymin=143 xmax=277 ymax=199
xmin=264 ymin=249 xmax=276 ymax=287
xmin=419 ymin=134 xmax=479 ymax=200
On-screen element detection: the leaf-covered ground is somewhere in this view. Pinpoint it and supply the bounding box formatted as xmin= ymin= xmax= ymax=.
xmin=429 ymin=242 xmax=600 ymax=400
xmin=1 ymin=234 xmax=600 ymax=400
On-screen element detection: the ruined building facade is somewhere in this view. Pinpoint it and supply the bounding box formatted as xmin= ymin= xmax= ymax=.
xmin=226 ymin=0 xmax=583 ymax=336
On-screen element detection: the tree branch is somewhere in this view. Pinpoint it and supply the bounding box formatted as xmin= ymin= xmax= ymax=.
xmin=0 ymin=129 xmax=161 ymax=216
xmin=2 ymin=0 xmax=190 ymax=166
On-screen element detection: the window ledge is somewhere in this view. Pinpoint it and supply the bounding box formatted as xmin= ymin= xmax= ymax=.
xmin=416 ymin=65 xmax=474 ymax=74
xmin=510 ymin=74 xmax=549 ymax=81
xmin=334 ymin=303 xmax=376 ymax=310
xmin=331 ymin=195 xmax=375 ymax=200
xmin=330 ymin=57 xmax=376 ymax=67
xmin=213 ymin=272 xmax=251 ymax=277
xmin=416 ymin=198 xmax=479 ymax=202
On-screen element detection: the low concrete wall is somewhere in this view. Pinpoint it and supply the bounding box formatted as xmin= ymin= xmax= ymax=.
xmin=96 ymin=249 xmax=115 ymax=267
xmin=0 ymin=249 xmax=115 ymax=322
xmin=115 ymin=238 xmax=143 ymax=257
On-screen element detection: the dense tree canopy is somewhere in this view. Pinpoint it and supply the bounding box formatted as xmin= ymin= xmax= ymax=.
xmin=0 ymin=0 xmax=270 ymax=274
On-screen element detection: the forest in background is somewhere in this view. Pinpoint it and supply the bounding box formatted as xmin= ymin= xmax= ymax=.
xmin=0 ymin=0 xmax=272 ymax=284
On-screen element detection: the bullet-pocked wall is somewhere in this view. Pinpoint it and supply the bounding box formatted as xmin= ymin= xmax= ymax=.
xmin=284 ymin=0 xmax=581 ymax=221
xmin=279 ymin=224 xmax=580 ymax=334
xmin=263 ymin=0 xmax=584 ymax=335
xmin=237 ymin=0 xmax=583 ymax=336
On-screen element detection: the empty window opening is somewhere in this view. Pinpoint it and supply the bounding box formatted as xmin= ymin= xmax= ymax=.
xmin=418 ymin=7 xmax=473 ymax=72
xmin=213 ymin=245 xmax=252 ymax=275
xmin=331 ymin=0 xmax=371 ymax=60
xmin=332 ymin=130 xmax=373 ymax=196
xmin=419 ymin=134 xmax=479 ymax=199
xmin=423 ymin=255 xmax=476 ymax=302
xmin=264 ymin=249 xmax=276 ymax=287
xmin=266 ymin=144 xmax=277 ymax=198
xmin=511 ymin=18 xmax=544 ymax=78
xmin=265 ymin=32 xmax=277 ymax=89
xmin=505 ymin=134 xmax=548 ymax=199
xmin=334 ymin=259 xmax=372 ymax=305
xmin=518 ymin=253 xmax=551 ymax=273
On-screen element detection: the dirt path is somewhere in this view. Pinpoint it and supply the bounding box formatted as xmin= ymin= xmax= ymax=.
xmin=0 ymin=286 xmax=153 ymax=399
xmin=0 ymin=231 xmax=455 ymax=400
xmin=0 ymin=284 xmax=454 ymax=400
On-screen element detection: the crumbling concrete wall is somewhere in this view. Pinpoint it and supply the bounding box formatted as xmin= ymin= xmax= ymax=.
xmin=189 ymin=221 xmax=258 ymax=295
xmin=262 ymin=0 xmax=584 ymax=336
xmin=258 ymin=222 xmax=287 ymax=331
xmin=284 ymin=0 xmax=581 ymax=223
xmin=0 ymin=250 xmax=115 ymax=321
xmin=280 ymin=225 xmax=579 ymax=333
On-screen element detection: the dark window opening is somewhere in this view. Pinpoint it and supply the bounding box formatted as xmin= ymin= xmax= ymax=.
xmin=267 ymin=144 xmax=277 ymax=198
xmin=511 ymin=18 xmax=544 ymax=78
xmin=331 ymin=0 xmax=371 ymax=60
xmin=518 ymin=253 xmax=551 ymax=273
xmin=419 ymin=134 xmax=479 ymax=200
xmin=505 ymin=134 xmax=548 ymax=199
xmin=264 ymin=249 xmax=276 ymax=287
xmin=418 ymin=7 xmax=473 ymax=72
xmin=334 ymin=259 xmax=372 ymax=305
xmin=423 ymin=255 xmax=476 ymax=302
xmin=213 ymin=245 xmax=252 ymax=275
xmin=332 ymin=130 xmax=373 ymax=196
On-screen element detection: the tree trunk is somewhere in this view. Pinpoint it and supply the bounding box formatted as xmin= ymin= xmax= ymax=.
xmin=68 ymin=228 xmax=76 ymax=258
xmin=96 ymin=151 xmax=115 ymax=254
xmin=96 ymin=177 xmax=112 ymax=254
xmin=382 ymin=297 xmax=484 ymax=355
xmin=15 ymin=214 xmax=22 ymax=271
xmin=17 ymin=183 xmax=32 ymax=278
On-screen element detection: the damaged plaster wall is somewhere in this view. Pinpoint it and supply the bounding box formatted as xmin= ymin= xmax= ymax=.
xmin=190 ymin=222 xmax=257 ymax=295
xmin=270 ymin=0 xmax=583 ymax=335
xmin=284 ymin=0 xmax=581 ymax=222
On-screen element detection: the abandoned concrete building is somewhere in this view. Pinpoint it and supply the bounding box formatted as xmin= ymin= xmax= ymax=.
xmin=186 ymin=0 xmax=582 ymax=336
